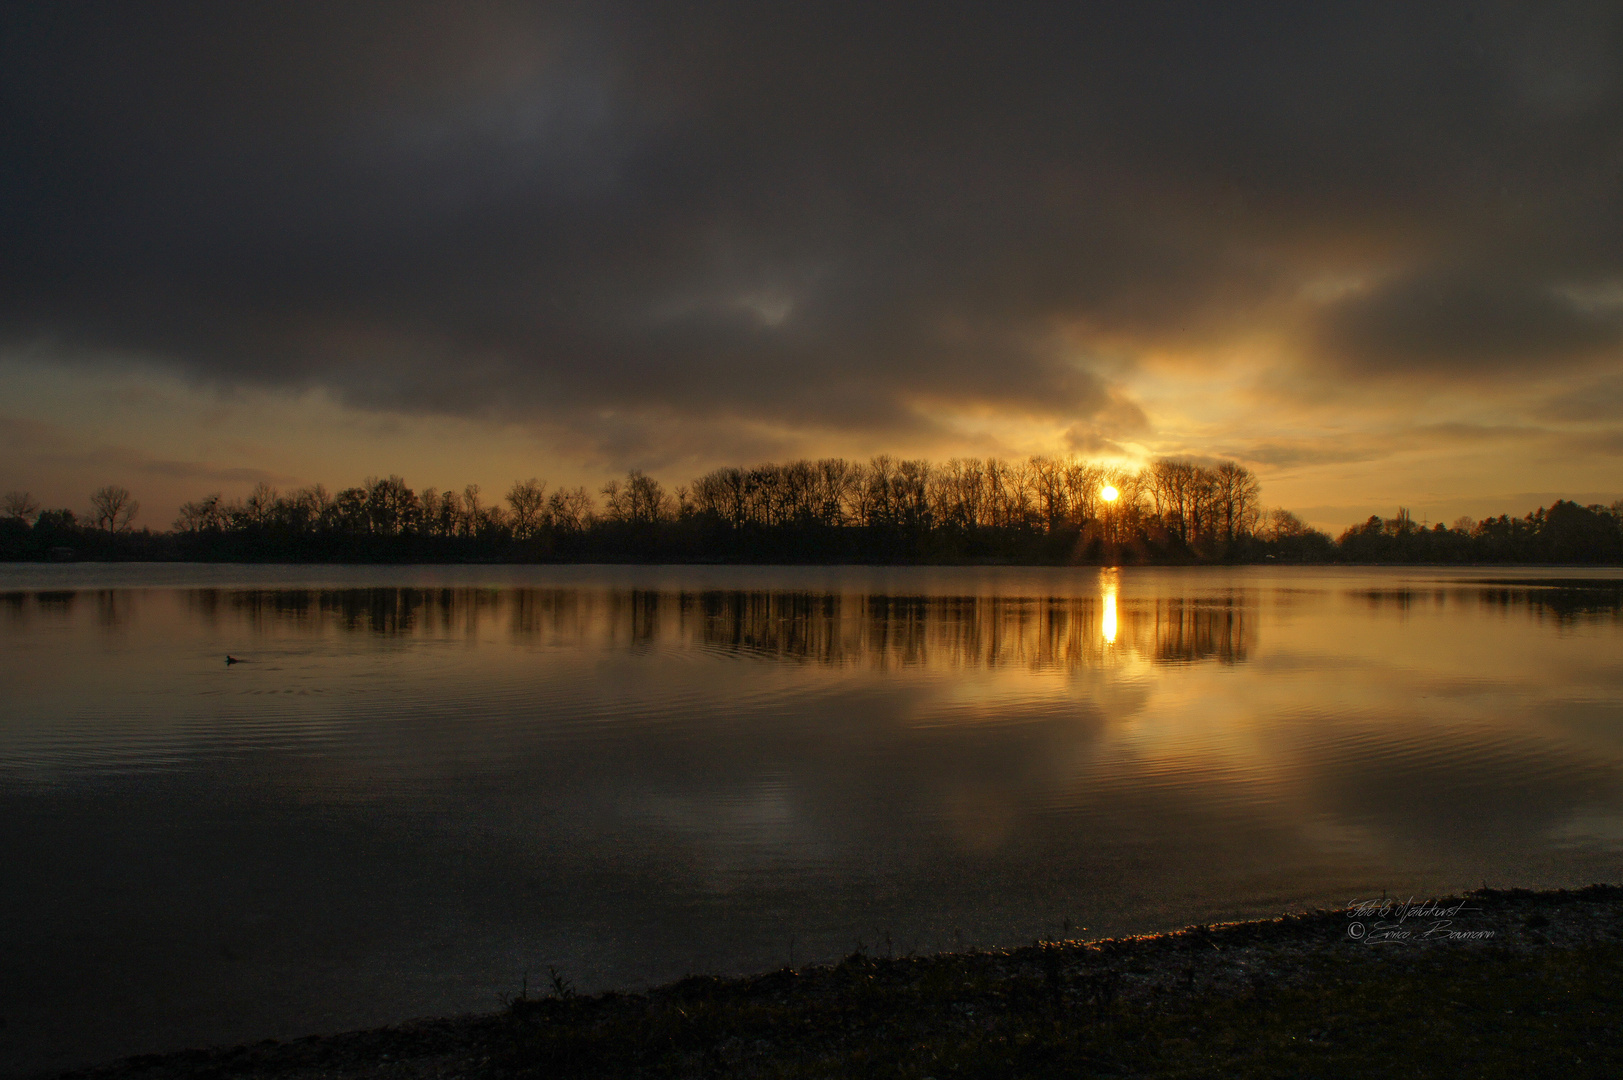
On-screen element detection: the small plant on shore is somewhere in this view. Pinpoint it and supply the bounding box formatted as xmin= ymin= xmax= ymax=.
xmin=548 ymin=965 xmax=576 ymax=999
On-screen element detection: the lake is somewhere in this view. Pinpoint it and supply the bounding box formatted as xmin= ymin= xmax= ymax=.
xmin=3 ymin=563 xmax=1622 ymax=1073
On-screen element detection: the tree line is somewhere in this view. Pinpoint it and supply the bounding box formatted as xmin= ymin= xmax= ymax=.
xmin=1335 ymin=502 xmax=1623 ymax=564
xmin=2 ymin=458 xmax=1620 ymax=564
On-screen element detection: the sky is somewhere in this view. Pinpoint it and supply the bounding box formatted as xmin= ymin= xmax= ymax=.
xmin=3 ymin=1 xmax=1621 ymax=533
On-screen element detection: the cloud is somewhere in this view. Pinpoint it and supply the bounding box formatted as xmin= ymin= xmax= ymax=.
xmin=1219 ymin=439 xmax=1389 ymax=469
xmin=1214 ymin=419 xmax=1557 ymax=472
xmin=130 ymin=459 xmax=299 ymax=485
xmin=1309 ymin=264 xmax=1623 ymax=376
xmin=1571 ymin=430 xmax=1623 ymax=457
xmin=0 ymin=414 xmax=300 ymax=487
xmin=1537 ymin=375 xmax=1623 ymax=421
xmin=31 ymin=448 xmax=299 ymax=488
xmin=2 ymin=1 xmax=1622 ymax=468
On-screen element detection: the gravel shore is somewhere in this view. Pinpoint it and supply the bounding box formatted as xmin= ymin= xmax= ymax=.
xmin=51 ymin=885 xmax=1623 ymax=1079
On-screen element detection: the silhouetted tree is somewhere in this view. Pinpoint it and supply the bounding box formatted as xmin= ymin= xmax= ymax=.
xmin=334 ymin=486 xmax=370 ymax=533
xmin=3 ymin=490 xmax=39 ymax=521
xmin=1535 ymin=500 xmax=1621 ymax=563
xmin=1256 ymin=508 xmax=1334 ymax=561
xmin=174 ymin=494 xmax=227 ymax=532
xmin=507 ymin=478 xmax=548 ymax=539
xmin=548 ymin=486 xmax=594 ymax=531
xmin=89 ymin=485 xmax=139 ymax=532
xmin=602 ymin=470 xmax=672 ymax=525
xmin=366 ymin=476 xmax=419 ymax=536
xmin=461 ymin=483 xmax=491 ymax=537
xmin=929 ymin=458 xmax=984 ymax=528
xmin=238 ymin=481 xmax=277 ymax=528
xmin=1213 ymin=461 xmax=1261 ymax=544
xmin=284 ymin=484 xmax=334 ymax=532
xmin=1062 ymin=460 xmax=1105 ymax=527
xmin=24 ymin=453 xmax=1618 ymax=566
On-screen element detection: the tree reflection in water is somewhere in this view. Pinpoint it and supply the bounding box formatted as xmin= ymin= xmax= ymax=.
xmin=190 ymin=585 xmax=1258 ymax=669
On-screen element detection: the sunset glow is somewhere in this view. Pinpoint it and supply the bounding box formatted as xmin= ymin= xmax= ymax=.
xmin=0 ymin=4 xmax=1618 ymax=535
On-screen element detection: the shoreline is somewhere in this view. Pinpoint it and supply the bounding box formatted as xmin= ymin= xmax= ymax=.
xmin=49 ymin=885 xmax=1623 ymax=1079
xmin=6 ymin=557 xmax=1623 ymax=568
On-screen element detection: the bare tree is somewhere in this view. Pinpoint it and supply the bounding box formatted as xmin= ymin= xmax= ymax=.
xmin=433 ymin=488 xmax=464 ymax=536
xmin=814 ymin=458 xmax=856 ymax=526
xmin=602 ymin=470 xmax=672 ymax=525
xmin=284 ymin=484 xmax=333 ymax=532
xmin=507 ymin=478 xmax=549 ymax=539
xmin=929 ymin=458 xmax=983 ymax=528
xmin=983 ymin=457 xmax=1034 ymax=528
xmin=89 ymin=485 xmax=139 ymax=532
xmin=174 ymin=494 xmax=226 ymax=532
xmin=1146 ymin=459 xmax=1183 ymax=542
xmin=547 ymin=486 xmax=593 ymax=531
xmin=853 ymin=456 xmax=896 ymax=527
xmin=1096 ymin=464 xmax=1146 ymax=545
xmin=895 ymin=459 xmax=931 ymax=529
xmin=3 ymin=490 xmax=40 ymax=521
xmin=1030 ymin=456 xmax=1068 ymax=532
xmin=1262 ymin=508 xmax=1313 ymax=540
xmin=780 ymin=460 xmax=819 ymax=525
xmin=1212 ymin=461 xmax=1260 ymax=543
xmin=1062 ymin=460 xmax=1105 ymax=526
xmin=242 ymin=482 xmax=278 ymax=527
xmin=983 ymin=457 xmax=1011 ymax=527
xmin=461 ymin=484 xmax=492 ymax=536
xmin=692 ymin=466 xmax=749 ymax=527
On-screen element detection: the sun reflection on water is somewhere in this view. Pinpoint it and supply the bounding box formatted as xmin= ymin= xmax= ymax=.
xmin=1101 ymin=573 xmax=1118 ymax=645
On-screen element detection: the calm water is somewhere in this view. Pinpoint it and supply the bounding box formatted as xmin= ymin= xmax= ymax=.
xmin=4 ymin=563 xmax=1623 ymax=1072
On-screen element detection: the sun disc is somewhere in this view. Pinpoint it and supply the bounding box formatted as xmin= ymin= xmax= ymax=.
xmin=1101 ymin=485 xmax=1119 ymax=502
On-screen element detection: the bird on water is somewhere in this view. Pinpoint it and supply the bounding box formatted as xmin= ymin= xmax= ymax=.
xmin=226 ymin=655 xmax=241 ymax=664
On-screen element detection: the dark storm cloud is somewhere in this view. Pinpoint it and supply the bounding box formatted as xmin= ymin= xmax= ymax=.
xmin=1312 ymin=262 xmax=1623 ymax=375
xmin=3 ymin=1 xmax=1622 ymax=456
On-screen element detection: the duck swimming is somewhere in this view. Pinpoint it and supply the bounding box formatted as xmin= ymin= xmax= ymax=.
xmin=226 ymin=655 xmax=242 ymax=664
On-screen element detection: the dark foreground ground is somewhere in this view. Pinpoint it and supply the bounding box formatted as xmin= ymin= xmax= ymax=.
xmin=53 ymin=886 xmax=1623 ymax=1080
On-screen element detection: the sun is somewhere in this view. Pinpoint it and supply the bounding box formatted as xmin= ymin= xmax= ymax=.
xmin=1101 ymin=485 xmax=1119 ymax=502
